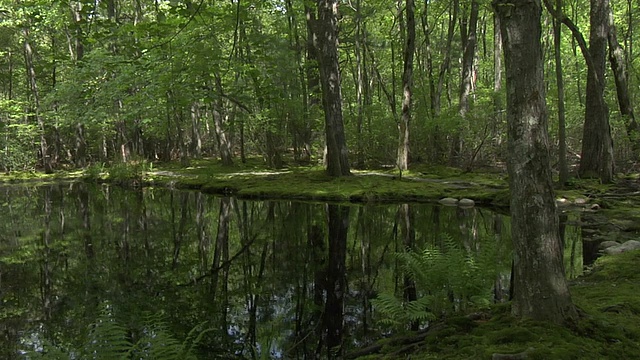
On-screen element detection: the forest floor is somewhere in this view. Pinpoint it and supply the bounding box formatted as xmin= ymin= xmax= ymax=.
xmin=345 ymin=250 xmax=640 ymax=359
xmin=2 ymin=158 xmax=640 ymax=359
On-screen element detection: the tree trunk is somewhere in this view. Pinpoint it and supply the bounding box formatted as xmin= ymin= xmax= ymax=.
xmin=607 ymin=5 xmax=639 ymax=151
xmin=452 ymin=0 xmax=479 ymax=166
xmin=324 ymin=204 xmax=349 ymax=358
xmin=398 ymin=0 xmax=415 ymax=171
xmin=492 ymin=14 xmax=504 ymax=160
xmin=494 ymin=0 xmax=578 ymax=324
xmin=23 ymin=28 xmax=51 ymax=173
xmin=579 ymin=0 xmax=614 ymax=182
xmin=212 ymin=74 xmax=234 ymax=166
xmin=554 ymin=0 xmax=569 ymax=186
xmin=316 ymin=0 xmax=350 ymax=176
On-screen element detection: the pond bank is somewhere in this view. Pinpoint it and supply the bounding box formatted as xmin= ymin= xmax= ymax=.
xmin=346 ymin=250 xmax=640 ymax=359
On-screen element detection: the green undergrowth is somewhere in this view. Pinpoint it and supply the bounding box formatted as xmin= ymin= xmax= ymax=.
xmin=357 ymin=251 xmax=640 ymax=359
xmin=2 ymin=158 xmax=639 ymax=209
xmin=144 ymin=158 xmax=510 ymax=204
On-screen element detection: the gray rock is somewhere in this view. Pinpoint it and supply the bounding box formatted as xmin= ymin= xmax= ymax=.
xmin=458 ymin=198 xmax=475 ymax=207
xmin=438 ymin=197 xmax=459 ymax=206
xmin=604 ymin=240 xmax=640 ymax=255
xmin=574 ymin=197 xmax=588 ymax=205
xmin=598 ymin=240 xmax=621 ymax=250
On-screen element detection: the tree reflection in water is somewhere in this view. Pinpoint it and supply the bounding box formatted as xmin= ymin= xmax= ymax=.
xmin=0 ymin=184 xmax=583 ymax=358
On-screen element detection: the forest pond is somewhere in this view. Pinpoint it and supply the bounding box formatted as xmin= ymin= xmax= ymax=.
xmin=0 ymin=184 xmax=587 ymax=359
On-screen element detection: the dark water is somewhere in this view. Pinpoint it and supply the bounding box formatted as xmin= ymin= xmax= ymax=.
xmin=0 ymin=184 xmax=584 ymax=359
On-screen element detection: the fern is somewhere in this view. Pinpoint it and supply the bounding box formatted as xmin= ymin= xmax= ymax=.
xmin=83 ymin=302 xmax=132 ymax=359
xmin=26 ymin=302 xmax=210 ymax=360
xmin=374 ymin=232 xmax=507 ymax=328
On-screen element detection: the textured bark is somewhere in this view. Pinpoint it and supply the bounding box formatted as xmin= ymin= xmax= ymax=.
xmin=398 ymin=0 xmax=415 ymax=171
xmin=607 ymin=6 xmax=639 ymax=149
xmin=452 ymin=0 xmax=479 ymax=165
xmin=579 ymin=0 xmax=614 ymax=182
xmin=494 ymin=0 xmax=578 ymax=324
xmin=316 ymin=0 xmax=350 ymax=176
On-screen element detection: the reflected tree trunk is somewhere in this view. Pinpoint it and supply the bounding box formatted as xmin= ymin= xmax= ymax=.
xmin=324 ymin=205 xmax=349 ymax=358
xmin=40 ymin=188 xmax=53 ymax=321
xmin=211 ymin=197 xmax=231 ymax=296
xmin=398 ymin=204 xmax=418 ymax=330
xmin=310 ymin=221 xmax=326 ymax=357
xmin=196 ymin=193 xmax=210 ymax=270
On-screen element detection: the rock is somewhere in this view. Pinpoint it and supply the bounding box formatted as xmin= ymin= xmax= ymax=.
xmin=574 ymin=197 xmax=588 ymax=205
xmin=604 ymin=240 xmax=640 ymax=255
xmin=556 ymin=198 xmax=569 ymax=206
xmin=598 ymin=240 xmax=621 ymax=250
xmin=438 ymin=197 xmax=458 ymax=206
xmin=589 ymin=204 xmax=601 ymax=210
xmin=458 ymin=198 xmax=475 ymax=207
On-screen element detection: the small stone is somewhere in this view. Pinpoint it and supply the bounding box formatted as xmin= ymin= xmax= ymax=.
xmin=574 ymin=197 xmax=588 ymax=205
xmin=598 ymin=240 xmax=620 ymax=250
xmin=438 ymin=197 xmax=459 ymax=206
xmin=589 ymin=203 xmax=601 ymax=210
xmin=458 ymin=198 xmax=475 ymax=207
xmin=604 ymin=240 xmax=640 ymax=255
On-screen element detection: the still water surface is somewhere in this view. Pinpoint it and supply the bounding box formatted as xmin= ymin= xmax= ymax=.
xmin=0 ymin=183 xmax=584 ymax=359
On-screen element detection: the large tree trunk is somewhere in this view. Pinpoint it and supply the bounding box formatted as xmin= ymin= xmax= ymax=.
xmin=324 ymin=204 xmax=349 ymax=358
xmin=494 ymin=0 xmax=578 ymax=324
xmin=398 ymin=0 xmax=415 ymax=171
xmin=579 ymin=0 xmax=614 ymax=182
xmin=316 ymin=0 xmax=350 ymax=176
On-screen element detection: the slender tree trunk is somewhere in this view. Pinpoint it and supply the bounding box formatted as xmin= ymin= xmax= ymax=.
xmin=316 ymin=0 xmax=350 ymax=176
xmin=452 ymin=0 xmax=479 ymax=166
xmin=492 ymin=14 xmax=504 ymax=159
xmin=554 ymin=0 xmax=569 ymax=186
xmin=579 ymin=0 xmax=614 ymax=182
xmin=494 ymin=0 xmax=578 ymax=324
xmin=212 ymin=74 xmax=234 ymax=166
xmin=607 ymin=5 xmax=639 ymax=151
xmin=398 ymin=0 xmax=415 ymax=171
xmin=23 ymin=28 xmax=51 ymax=173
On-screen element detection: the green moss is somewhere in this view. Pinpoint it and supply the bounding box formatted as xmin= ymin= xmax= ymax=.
xmin=350 ymin=251 xmax=640 ymax=359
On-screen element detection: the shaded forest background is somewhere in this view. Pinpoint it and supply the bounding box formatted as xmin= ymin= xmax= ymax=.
xmin=0 ymin=0 xmax=638 ymax=179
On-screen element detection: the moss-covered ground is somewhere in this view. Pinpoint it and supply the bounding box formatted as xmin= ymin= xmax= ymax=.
xmin=351 ymin=251 xmax=640 ymax=360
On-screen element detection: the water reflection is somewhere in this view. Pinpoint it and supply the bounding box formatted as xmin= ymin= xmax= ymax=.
xmin=0 ymin=184 xmax=584 ymax=359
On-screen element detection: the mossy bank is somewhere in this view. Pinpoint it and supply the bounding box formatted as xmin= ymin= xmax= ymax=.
xmin=348 ymin=250 xmax=640 ymax=359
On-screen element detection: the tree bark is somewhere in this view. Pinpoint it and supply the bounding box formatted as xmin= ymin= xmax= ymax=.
xmin=398 ymin=0 xmax=415 ymax=171
xmin=494 ymin=0 xmax=578 ymax=324
xmin=22 ymin=28 xmax=52 ymax=173
xmin=554 ymin=0 xmax=569 ymax=186
xmin=579 ymin=0 xmax=614 ymax=182
xmin=316 ymin=0 xmax=350 ymax=176
xmin=607 ymin=5 xmax=639 ymax=151
xmin=452 ymin=0 xmax=479 ymax=165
